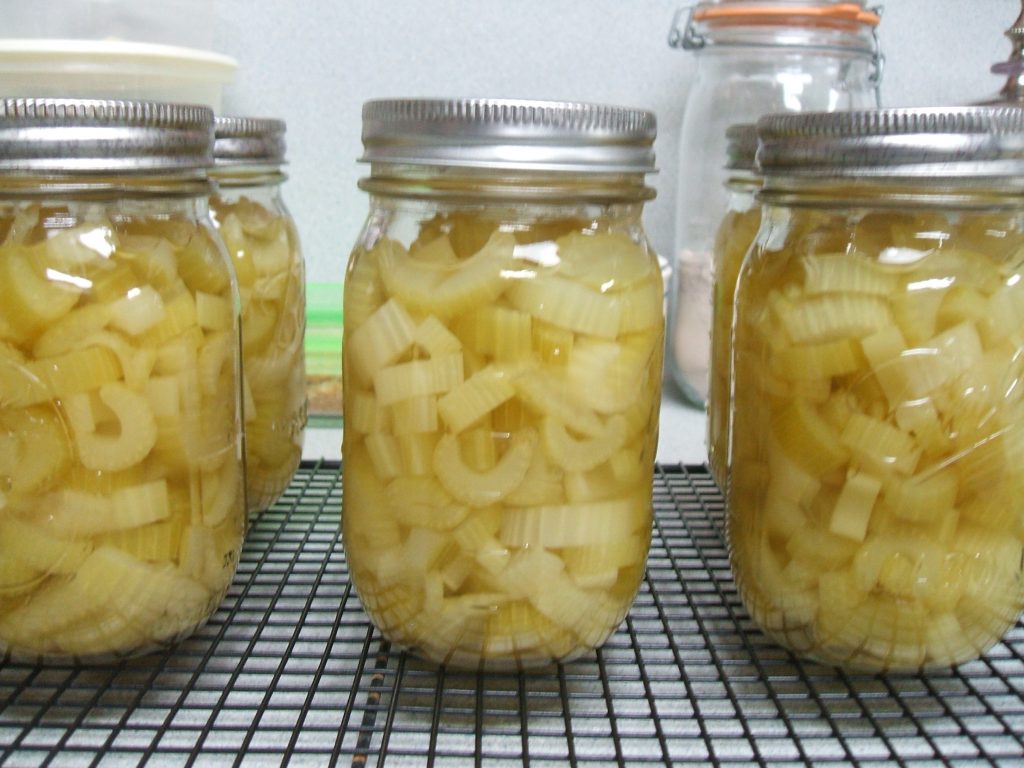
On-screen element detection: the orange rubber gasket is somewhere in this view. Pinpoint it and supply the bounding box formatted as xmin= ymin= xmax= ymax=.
xmin=694 ymin=3 xmax=881 ymax=27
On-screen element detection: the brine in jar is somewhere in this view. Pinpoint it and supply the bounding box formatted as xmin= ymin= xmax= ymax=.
xmin=344 ymin=98 xmax=663 ymax=669
xmin=0 ymin=99 xmax=244 ymax=661
xmin=730 ymin=107 xmax=1024 ymax=671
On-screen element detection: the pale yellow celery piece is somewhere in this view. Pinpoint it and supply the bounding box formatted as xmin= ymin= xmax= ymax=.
xmin=776 ymin=293 xmax=892 ymax=344
xmin=765 ymin=436 xmax=821 ymax=504
xmin=504 ymin=445 xmax=565 ymax=506
xmin=541 ymin=414 xmax=629 ymax=473
xmin=195 ymin=291 xmax=234 ymax=333
xmin=379 ymin=232 xmax=515 ymax=318
xmin=84 ymin=331 xmax=157 ymax=391
xmin=433 ymin=428 xmax=536 ymax=507
xmin=67 ymin=382 xmax=157 ymax=472
xmin=387 ymin=476 xmax=470 ymax=531
xmin=0 ymin=249 xmax=82 ymax=341
xmin=373 ymin=353 xmax=464 ymax=407
xmin=347 ymin=297 xmax=417 ymax=386
xmin=108 ymin=285 xmax=167 ymax=336
xmin=801 ymin=252 xmax=898 ymax=296
xmin=47 ymin=479 xmax=171 ymax=535
xmin=17 ymin=345 xmax=122 ymax=406
xmin=513 ymin=369 xmax=605 ymax=438
xmin=342 ymin=444 xmax=402 ymax=552
xmin=414 ymin=315 xmax=463 ymax=358
xmin=532 ymin=320 xmax=574 ymax=365
xmin=97 ymin=518 xmax=183 ymax=562
xmin=561 ymin=535 xmax=646 ymax=585
xmin=344 ymin=244 xmax=384 ymax=329
xmin=852 ymin=535 xmax=944 ymax=603
xmin=499 ymin=497 xmax=641 ymax=548
xmin=437 ymin=365 xmax=516 ymax=433
xmin=882 ymin=468 xmax=958 ymax=524
xmin=0 ymin=517 xmax=93 ymax=575
xmin=828 ymin=469 xmax=882 ymax=542
xmin=775 ymin=339 xmax=861 ymax=382
xmin=452 ymin=512 xmax=511 ymax=575
xmin=455 ymin=305 xmax=533 ymax=362
xmin=201 ymin=459 xmax=239 ymax=526
xmin=840 ymin=413 xmax=919 ymax=476
xmin=508 ymin=275 xmax=621 ymax=340
xmin=347 ymin=390 xmax=389 ymax=435
xmin=459 ymin=429 xmax=496 ymax=472
xmin=197 ymin=332 xmax=234 ymax=396
xmin=32 ymin=303 xmax=112 ymax=359
xmin=771 ymin=399 xmax=849 ymax=476
xmin=494 ymin=547 xmax=565 ymax=600
xmin=142 ymin=290 xmax=199 ymax=346
xmin=785 ymin=527 xmax=859 ymax=570
xmin=566 ymin=336 xmax=652 ymax=415
xmin=554 ymin=231 xmax=653 ymax=289
xmin=389 ymin=395 xmax=438 ymax=435
xmin=0 ymin=552 xmax=44 ymax=597
xmin=365 ymin=432 xmax=402 ymax=480
xmin=611 ymin=276 xmax=664 ymax=335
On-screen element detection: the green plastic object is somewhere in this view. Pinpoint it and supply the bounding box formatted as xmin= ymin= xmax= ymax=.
xmin=305 ymin=281 xmax=343 ymax=425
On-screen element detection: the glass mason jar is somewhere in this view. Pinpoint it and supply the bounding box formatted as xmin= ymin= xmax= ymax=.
xmin=667 ymin=1 xmax=883 ymax=407
xmin=343 ymin=98 xmax=663 ymax=669
xmin=0 ymin=98 xmax=245 ymax=661
xmin=730 ymin=107 xmax=1024 ymax=672
xmin=707 ymin=124 xmax=761 ymax=489
xmin=210 ymin=117 xmax=306 ymax=513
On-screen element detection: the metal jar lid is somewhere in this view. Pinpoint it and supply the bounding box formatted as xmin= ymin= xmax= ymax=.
xmin=0 ymin=98 xmax=214 ymax=173
xmin=214 ymin=116 xmax=286 ymax=166
xmin=756 ymin=106 xmax=1024 ymax=178
xmin=359 ymin=98 xmax=657 ymax=174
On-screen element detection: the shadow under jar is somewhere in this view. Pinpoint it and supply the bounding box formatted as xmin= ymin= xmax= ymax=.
xmin=0 ymin=98 xmax=245 ymax=661
xmin=342 ymin=98 xmax=664 ymax=670
xmin=729 ymin=106 xmax=1024 ymax=672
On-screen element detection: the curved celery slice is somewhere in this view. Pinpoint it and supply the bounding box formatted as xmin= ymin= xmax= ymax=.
xmin=109 ymin=285 xmax=167 ymax=336
xmin=84 ymin=331 xmax=157 ymax=391
xmin=776 ymin=293 xmax=892 ymax=344
xmin=513 ymin=369 xmax=605 ymax=438
xmin=499 ymin=497 xmax=641 ymax=549
xmin=508 ymin=275 xmax=620 ymax=340
xmin=541 ymin=414 xmax=628 ymax=473
xmin=67 ymin=382 xmax=157 ymax=472
xmin=840 ymin=413 xmax=919 ymax=476
xmin=20 ymin=345 xmax=122 ymax=406
xmin=373 ymin=353 xmax=464 ymax=407
xmin=387 ymin=476 xmax=470 ymax=531
xmin=47 ymin=479 xmax=170 ymax=536
xmin=433 ymin=429 xmax=536 ymax=507
xmin=801 ymin=252 xmax=898 ymax=296
xmin=32 ymin=304 xmax=112 ymax=359
xmin=0 ymin=250 xmax=82 ymax=342
xmin=379 ymin=232 xmax=515 ymax=318
xmin=566 ymin=336 xmax=653 ymax=415
xmin=504 ymin=446 xmax=564 ymax=506
xmin=554 ymin=231 xmax=653 ymax=291
xmin=771 ymin=399 xmax=849 ymax=476
xmin=437 ymin=365 xmax=516 ymax=433
xmin=0 ymin=406 xmax=71 ymax=498
xmin=0 ymin=516 xmax=93 ymax=576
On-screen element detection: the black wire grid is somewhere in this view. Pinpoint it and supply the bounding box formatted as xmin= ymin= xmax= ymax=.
xmin=2 ymin=462 xmax=1023 ymax=768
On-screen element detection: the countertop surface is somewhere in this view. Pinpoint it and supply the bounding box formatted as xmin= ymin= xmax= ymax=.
xmin=301 ymin=382 xmax=708 ymax=466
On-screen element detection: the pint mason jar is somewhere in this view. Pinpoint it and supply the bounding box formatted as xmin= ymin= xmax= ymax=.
xmin=707 ymin=124 xmax=761 ymax=489
xmin=210 ymin=117 xmax=306 ymax=513
xmin=0 ymin=99 xmax=245 ymax=660
xmin=730 ymin=107 xmax=1024 ymax=671
xmin=343 ymin=98 xmax=663 ymax=669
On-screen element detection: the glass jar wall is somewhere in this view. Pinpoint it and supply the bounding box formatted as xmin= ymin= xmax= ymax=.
xmin=729 ymin=107 xmax=1024 ymax=671
xmin=210 ymin=117 xmax=306 ymax=514
xmin=0 ymin=99 xmax=244 ymax=661
xmin=343 ymin=98 xmax=663 ymax=669
xmin=667 ymin=1 xmax=882 ymax=407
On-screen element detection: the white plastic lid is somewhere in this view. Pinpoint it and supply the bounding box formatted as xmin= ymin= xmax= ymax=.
xmin=0 ymin=39 xmax=237 ymax=112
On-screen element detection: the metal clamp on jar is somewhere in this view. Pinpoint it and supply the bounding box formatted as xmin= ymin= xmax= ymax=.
xmin=729 ymin=106 xmax=1024 ymax=672
xmin=343 ymin=98 xmax=663 ymax=669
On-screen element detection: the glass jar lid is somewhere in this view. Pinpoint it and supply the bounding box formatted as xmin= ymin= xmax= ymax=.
xmin=756 ymin=106 xmax=1024 ymax=178
xmin=726 ymin=123 xmax=759 ymax=172
xmin=214 ymin=116 xmax=286 ymax=166
xmin=359 ymin=98 xmax=657 ymax=174
xmin=0 ymin=97 xmax=213 ymax=173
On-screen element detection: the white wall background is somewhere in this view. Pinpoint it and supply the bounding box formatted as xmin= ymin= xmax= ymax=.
xmin=202 ymin=1 xmax=1017 ymax=284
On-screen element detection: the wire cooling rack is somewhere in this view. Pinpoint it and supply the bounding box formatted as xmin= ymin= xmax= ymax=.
xmin=2 ymin=461 xmax=1023 ymax=768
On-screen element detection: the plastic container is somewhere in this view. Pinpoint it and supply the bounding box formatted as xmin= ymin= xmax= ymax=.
xmin=0 ymin=40 xmax=236 ymax=111
xmin=0 ymin=98 xmax=245 ymax=661
xmin=305 ymin=282 xmax=344 ymax=426
xmin=706 ymin=124 xmax=761 ymax=489
xmin=729 ymin=106 xmax=1024 ymax=672
xmin=210 ymin=117 xmax=306 ymax=514
xmin=666 ymin=0 xmax=883 ymax=407
xmin=343 ymin=98 xmax=663 ymax=670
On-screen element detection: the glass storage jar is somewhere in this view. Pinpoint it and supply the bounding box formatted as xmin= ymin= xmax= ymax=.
xmin=0 ymin=98 xmax=245 ymax=661
xmin=730 ymin=106 xmax=1024 ymax=672
xmin=210 ymin=117 xmax=306 ymax=513
xmin=707 ymin=123 xmax=761 ymax=489
xmin=667 ymin=0 xmax=883 ymax=407
xmin=343 ymin=98 xmax=663 ymax=670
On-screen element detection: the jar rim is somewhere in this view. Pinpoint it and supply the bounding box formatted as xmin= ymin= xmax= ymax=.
xmin=214 ymin=115 xmax=287 ymax=167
